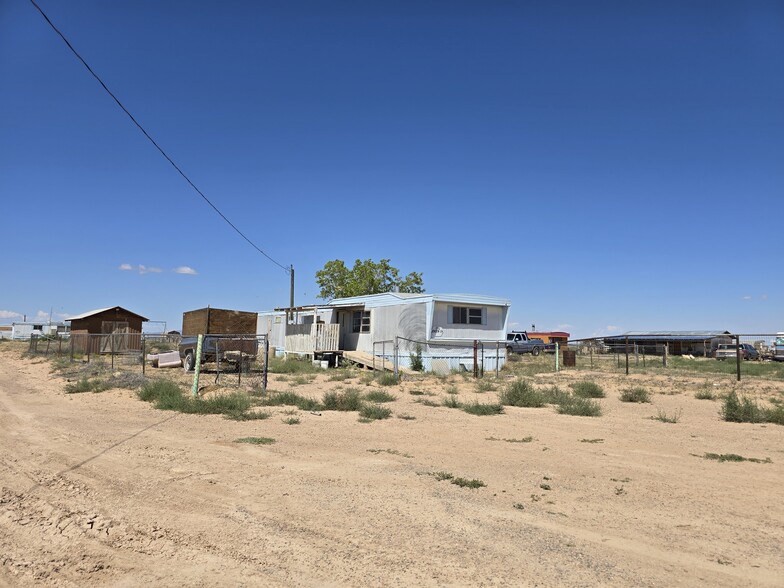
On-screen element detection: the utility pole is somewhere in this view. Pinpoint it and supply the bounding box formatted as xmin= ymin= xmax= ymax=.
xmin=290 ymin=265 xmax=295 ymax=309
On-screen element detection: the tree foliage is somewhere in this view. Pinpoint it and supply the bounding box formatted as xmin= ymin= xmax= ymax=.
xmin=315 ymin=258 xmax=424 ymax=300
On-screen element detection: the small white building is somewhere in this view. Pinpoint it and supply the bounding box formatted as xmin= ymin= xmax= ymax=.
xmin=11 ymin=321 xmax=68 ymax=340
xmin=258 ymin=292 xmax=511 ymax=373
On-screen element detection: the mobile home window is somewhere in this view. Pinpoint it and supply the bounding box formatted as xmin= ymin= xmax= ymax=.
xmin=450 ymin=306 xmax=485 ymax=325
xmin=352 ymin=311 xmax=370 ymax=333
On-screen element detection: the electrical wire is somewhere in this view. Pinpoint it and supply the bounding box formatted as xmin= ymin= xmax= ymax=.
xmin=29 ymin=0 xmax=291 ymax=274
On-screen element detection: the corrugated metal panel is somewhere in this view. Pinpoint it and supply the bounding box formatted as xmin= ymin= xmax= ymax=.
xmin=328 ymin=292 xmax=511 ymax=309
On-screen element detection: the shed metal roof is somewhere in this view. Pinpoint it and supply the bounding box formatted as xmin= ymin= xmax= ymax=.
xmin=605 ymin=330 xmax=731 ymax=341
xmin=65 ymin=306 xmax=149 ymax=322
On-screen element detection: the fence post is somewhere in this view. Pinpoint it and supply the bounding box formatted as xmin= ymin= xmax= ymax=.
xmin=393 ymin=336 xmax=399 ymax=377
xmin=69 ymin=335 xmax=74 ymax=363
xmin=495 ymin=341 xmax=500 ymax=378
xmin=735 ymin=335 xmax=741 ymax=382
xmin=237 ymin=338 xmax=242 ymax=387
xmin=142 ymin=336 xmax=146 ymax=376
xmin=111 ymin=330 xmax=115 ymax=371
xmin=555 ymin=342 xmax=560 ymax=372
xmin=191 ymin=334 xmax=203 ymax=397
xmin=262 ymin=337 xmax=269 ymax=393
xmin=663 ymin=343 xmax=668 ymax=367
xmin=473 ymin=340 xmax=478 ymax=378
xmin=634 ymin=343 xmax=639 ymax=367
xmin=625 ymin=337 xmax=629 ymax=375
xmin=590 ymin=344 xmax=593 ymax=368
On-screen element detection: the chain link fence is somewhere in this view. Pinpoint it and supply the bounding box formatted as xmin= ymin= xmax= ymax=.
xmin=369 ymin=337 xmax=506 ymax=377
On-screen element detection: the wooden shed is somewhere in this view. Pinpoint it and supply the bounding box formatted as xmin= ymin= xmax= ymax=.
xmin=66 ymin=306 xmax=148 ymax=353
xmin=181 ymin=307 xmax=258 ymax=336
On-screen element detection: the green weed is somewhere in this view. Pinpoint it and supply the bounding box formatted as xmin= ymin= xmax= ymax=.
xmin=499 ymin=379 xmax=545 ymax=408
xmin=620 ymin=387 xmax=651 ymax=403
xmin=358 ymin=404 xmax=392 ymax=421
xmin=323 ymin=388 xmax=364 ymax=411
xmin=462 ymin=402 xmax=504 ymax=416
xmin=571 ymin=381 xmax=605 ymax=398
xmin=365 ymin=390 xmax=396 ymax=403
xmin=235 ymin=437 xmax=275 ymax=445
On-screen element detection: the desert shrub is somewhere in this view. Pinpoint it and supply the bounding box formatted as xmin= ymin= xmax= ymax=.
xmin=228 ymin=410 xmax=271 ymax=421
xmin=65 ymin=377 xmax=108 ymax=394
xmin=694 ymin=389 xmax=716 ymax=400
xmin=409 ymin=344 xmax=424 ymax=372
xmin=765 ymin=405 xmax=784 ymax=425
xmin=235 ymin=437 xmax=275 ymax=445
xmin=105 ymin=372 xmax=148 ymax=390
xmin=541 ymin=385 xmax=571 ymax=405
xmin=359 ymin=404 xmax=392 ymax=420
xmin=720 ymin=391 xmax=764 ymax=423
xmin=651 ymin=408 xmax=681 ymax=423
xmin=365 ymin=390 xmax=396 ymax=403
xmin=499 ymin=379 xmax=545 ymax=407
xmin=451 ymin=477 xmax=486 ymax=489
xmin=376 ymin=372 xmax=399 ymax=386
xmin=571 ymin=381 xmax=605 ymax=398
xmin=267 ymin=357 xmax=320 ymax=374
xmin=462 ymin=402 xmax=504 ymax=416
xmin=475 ymin=380 xmax=496 ymax=393
xmin=322 ymin=388 xmax=364 ymax=411
xmin=189 ymin=392 xmax=252 ymax=415
xmin=556 ymin=396 xmax=602 ymax=417
xmin=138 ymin=379 xmax=181 ymax=403
xmin=620 ymin=387 xmax=651 ymax=403
xmin=328 ymin=370 xmax=354 ymax=382
xmin=259 ymin=391 xmax=322 ymax=411
xmin=443 ymin=395 xmax=462 ymax=408
xmin=138 ymin=380 xmax=252 ymax=416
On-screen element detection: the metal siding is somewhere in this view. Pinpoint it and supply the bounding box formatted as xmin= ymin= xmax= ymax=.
xmin=430 ymin=302 xmax=507 ymax=341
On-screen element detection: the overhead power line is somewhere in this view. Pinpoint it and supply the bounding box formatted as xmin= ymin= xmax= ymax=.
xmin=29 ymin=0 xmax=290 ymax=274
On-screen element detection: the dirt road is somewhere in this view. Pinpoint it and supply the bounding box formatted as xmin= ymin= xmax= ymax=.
xmin=1 ymin=348 xmax=782 ymax=586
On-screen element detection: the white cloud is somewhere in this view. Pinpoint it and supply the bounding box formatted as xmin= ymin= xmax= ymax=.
xmin=173 ymin=266 xmax=198 ymax=275
xmin=606 ymin=325 xmax=621 ymax=332
xmin=556 ymin=323 xmax=573 ymax=330
xmin=0 ymin=310 xmax=22 ymax=319
xmin=742 ymin=295 xmax=752 ymax=301
xmin=120 ymin=263 xmax=194 ymax=275
xmin=34 ymin=310 xmax=50 ymax=322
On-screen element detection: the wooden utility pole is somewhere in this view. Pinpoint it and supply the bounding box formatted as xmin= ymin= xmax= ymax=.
xmin=290 ymin=265 xmax=295 ymax=309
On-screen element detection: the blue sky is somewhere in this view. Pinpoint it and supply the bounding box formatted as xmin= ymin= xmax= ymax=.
xmin=1 ymin=1 xmax=782 ymax=337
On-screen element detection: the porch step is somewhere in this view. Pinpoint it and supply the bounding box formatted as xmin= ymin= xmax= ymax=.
xmin=342 ymin=350 xmax=415 ymax=375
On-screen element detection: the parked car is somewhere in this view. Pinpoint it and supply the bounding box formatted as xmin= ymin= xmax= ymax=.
xmin=714 ymin=343 xmax=760 ymax=361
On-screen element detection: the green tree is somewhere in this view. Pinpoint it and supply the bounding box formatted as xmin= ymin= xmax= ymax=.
xmin=315 ymin=258 xmax=424 ymax=300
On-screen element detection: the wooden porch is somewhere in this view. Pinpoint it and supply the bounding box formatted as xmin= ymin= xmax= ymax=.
xmin=284 ymin=323 xmax=340 ymax=354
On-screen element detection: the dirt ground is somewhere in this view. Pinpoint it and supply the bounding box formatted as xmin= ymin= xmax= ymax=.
xmin=1 ymin=346 xmax=783 ymax=587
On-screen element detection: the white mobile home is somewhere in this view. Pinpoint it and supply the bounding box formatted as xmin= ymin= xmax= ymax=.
xmin=11 ymin=322 xmax=67 ymax=340
xmin=259 ymin=292 xmax=511 ymax=373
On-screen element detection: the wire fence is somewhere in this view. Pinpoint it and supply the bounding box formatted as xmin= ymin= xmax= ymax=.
xmin=365 ymin=332 xmax=784 ymax=382
xmin=27 ymin=333 xmax=270 ymax=392
xmin=559 ymin=333 xmax=784 ymax=381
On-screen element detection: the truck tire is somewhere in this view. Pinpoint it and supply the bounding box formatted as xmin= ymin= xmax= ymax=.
xmin=183 ymin=350 xmax=195 ymax=372
xmin=531 ymin=346 xmax=541 ymax=356
xmin=506 ymin=346 xmax=514 ymax=355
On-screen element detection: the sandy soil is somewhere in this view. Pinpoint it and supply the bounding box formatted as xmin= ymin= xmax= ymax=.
xmin=1 ymin=347 xmax=783 ymax=587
